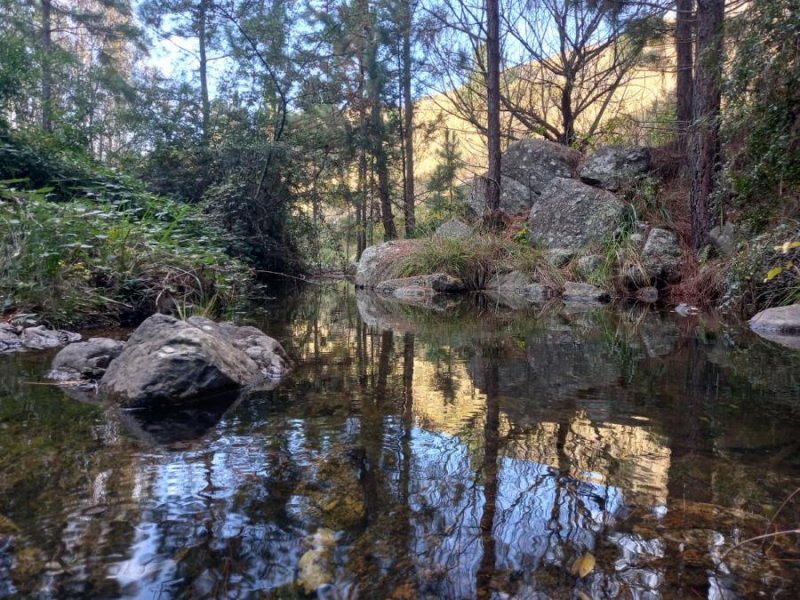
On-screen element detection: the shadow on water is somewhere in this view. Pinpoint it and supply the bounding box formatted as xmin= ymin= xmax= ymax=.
xmin=1 ymin=282 xmax=800 ymax=598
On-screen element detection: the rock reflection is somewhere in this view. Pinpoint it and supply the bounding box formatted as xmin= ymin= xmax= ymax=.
xmin=1 ymin=284 xmax=800 ymax=597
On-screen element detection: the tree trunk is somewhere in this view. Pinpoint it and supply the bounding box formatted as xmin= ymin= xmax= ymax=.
xmin=401 ymin=0 xmax=415 ymax=237
xmin=198 ymin=0 xmax=211 ymax=143
xmin=689 ymin=0 xmax=724 ymax=251
xmin=676 ymin=0 xmax=694 ymax=151
xmin=372 ymin=100 xmax=397 ymax=240
xmin=485 ymin=0 xmax=501 ymax=212
xmin=40 ymin=0 xmax=53 ymax=132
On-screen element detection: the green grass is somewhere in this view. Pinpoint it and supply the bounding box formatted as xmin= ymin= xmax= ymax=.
xmin=0 ymin=181 xmax=251 ymax=326
xmin=395 ymin=234 xmax=563 ymax=290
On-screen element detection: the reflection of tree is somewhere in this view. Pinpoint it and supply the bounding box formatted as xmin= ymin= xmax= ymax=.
xmin=476 ymin=349 xmax=500 ymax=600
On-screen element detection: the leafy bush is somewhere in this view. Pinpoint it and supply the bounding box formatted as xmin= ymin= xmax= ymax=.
xmin=0 ymin=181 xmax=251 ymax=325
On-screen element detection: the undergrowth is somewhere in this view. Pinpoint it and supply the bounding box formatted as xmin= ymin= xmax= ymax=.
xmin=0 ymin=181 xmax=251 ymax=326
xmin=396 ymin=235 xmax=563 ymax=290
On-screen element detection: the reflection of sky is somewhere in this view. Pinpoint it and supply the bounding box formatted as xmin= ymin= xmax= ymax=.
xmin=103 ymin=419 xmax=666 ymax=598
xmin=407 ymin=427 xmax=632 ymax=598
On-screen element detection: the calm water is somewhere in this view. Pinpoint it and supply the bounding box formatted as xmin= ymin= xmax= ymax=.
xmin=2 ymin=283 xmax=800 ymax=599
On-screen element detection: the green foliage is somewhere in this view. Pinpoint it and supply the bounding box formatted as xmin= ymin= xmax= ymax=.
xmin=723 ymin=0 xmax=800 ymax=210
xmin=0 ymin=179 xmax=250 ymax=326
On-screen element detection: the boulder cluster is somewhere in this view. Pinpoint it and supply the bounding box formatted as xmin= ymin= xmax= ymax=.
xmin=357 ymin=139 xmax=683 ymax=304
xmin=47 ymin=314 xmax=292 ymax=409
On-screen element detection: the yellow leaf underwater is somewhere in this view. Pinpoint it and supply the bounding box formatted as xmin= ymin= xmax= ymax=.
xmin=570 ymin=552 xmax=596 ymax=578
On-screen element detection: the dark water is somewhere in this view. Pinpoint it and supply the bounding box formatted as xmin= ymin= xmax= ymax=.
xmin=2 ymin=283 xmax=800 ymax=599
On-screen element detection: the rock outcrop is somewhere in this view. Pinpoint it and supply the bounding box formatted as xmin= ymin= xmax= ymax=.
xmin=354 ymin=239 xmax=420 ymax=289
xmin=98 ymin=314 xmax=291 ymax=408
xmin=579 ymin=145 xmax=651 ymax=191
xmin=528 ymin=177 xmax=625 ymax=251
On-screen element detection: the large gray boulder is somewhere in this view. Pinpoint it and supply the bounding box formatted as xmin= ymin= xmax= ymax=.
xmin=355 ymin=239 xmax=422 ymax=288
xmin=501 ymin=139 xmax=581 ymax=192
xmin=48 ymin=337 xmax=125 ymax=381
xmin=99 ymin=314 xmax=290 ymax=408
xmin=528 ymin=177 xmax=625 ymax=251
xmin=642 ymin=228 xmax=682 ymax=284
xmin=579 ymin=145 xmax=651 ymax=191
xmin=468 ymin=175 xmax=535 ymax=216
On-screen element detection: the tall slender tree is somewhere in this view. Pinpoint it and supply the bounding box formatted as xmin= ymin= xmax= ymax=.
xmin=485 ymin=0 xmax=500 ymax=212
xmin=689 ymin=0 xmax=724 ymax=250
xmin=676 ymin=0 xmax=694 ymax=151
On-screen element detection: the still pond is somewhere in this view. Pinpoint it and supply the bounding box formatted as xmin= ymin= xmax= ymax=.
xmin=1 ymin=283 xmax=800 ymax=598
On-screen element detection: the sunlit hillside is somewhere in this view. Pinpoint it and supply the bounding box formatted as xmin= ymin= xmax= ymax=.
xmin=413 ymin=42 xmax=677 ymax=191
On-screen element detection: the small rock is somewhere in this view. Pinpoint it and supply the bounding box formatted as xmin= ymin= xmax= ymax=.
xmin=297 ymin=528 xmax=337 ymax=594
xmin=430 ymin=273 xmax=466 ymax=293
xmin=562 ymin=282 xmax=611 ymax=303
xmin=0 ymin=324 xmax=23 ymax=353
xmin=20 ymin=326 xmax=81 ymax=350
xmin=545 ymin=248 xmax=575 ymax=267
xmin=674 ymin=303 xmax=700 ymax=316
xmin=579 ymin=145 xmax=651 ymax=191
xmin=635 ymin=287 xmax=659 ymax=303
xmin=521 ymin=283 xmax=557 ymax=303
xmin=577 ymin=254 xmax=604 ymax=278
xmin=642 ymin=228 xmax=682 ymax=284
xmin=48 ymin=337 xmax=125 ymax=381
xmin=434 ymin=218 xmax=472 ymax=239
xmin=709 ymin=222 xmax=736 ymax=256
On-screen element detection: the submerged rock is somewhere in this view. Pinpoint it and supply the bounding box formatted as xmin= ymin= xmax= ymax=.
xmin=297 ymin=528 xmax=337 ymax=594
xmin=579 ymin=145 xmax=651 ymax=191
xmin=528 ymin=178 xmax=625 ymax=251
xmin=98 ymin=314 xmax=290 ymax=408
xmin=48 ymin=337 xmax=125 ymax=381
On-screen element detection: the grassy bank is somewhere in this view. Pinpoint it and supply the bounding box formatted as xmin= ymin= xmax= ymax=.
xmin=0 ymin=180 xmax=251 ymax=327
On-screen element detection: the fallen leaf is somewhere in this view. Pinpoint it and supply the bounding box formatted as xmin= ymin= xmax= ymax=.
xmin=570 ymin=552 xmax=596 ymax=578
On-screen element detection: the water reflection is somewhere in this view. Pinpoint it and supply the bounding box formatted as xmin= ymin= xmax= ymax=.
xmin=0 ymin=283 xmax=799 ymax=598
